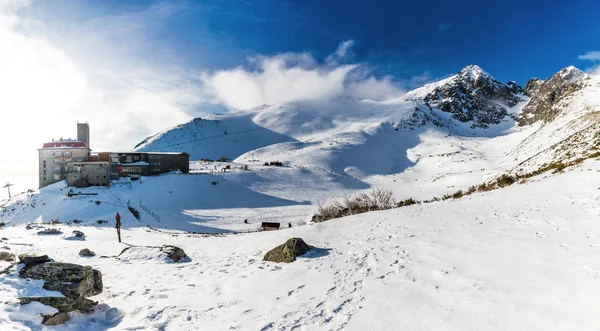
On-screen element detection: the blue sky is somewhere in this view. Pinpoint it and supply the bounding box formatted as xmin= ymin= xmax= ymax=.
xmin=30 ymin=0 xmax=599 ymax=85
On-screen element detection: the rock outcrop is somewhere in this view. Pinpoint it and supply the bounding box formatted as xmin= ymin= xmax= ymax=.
xmin=20 ymin=262 xmax=103 ymax=298
xmin=263 ymin=238 xmax=312 ymax=263
xmin=17 ymin=257 xmax=104 ymax=325
xmin=518 ymin=66 xmax=587 ymax=126
xmin=421 ymin=65 xmax=524 ymax=128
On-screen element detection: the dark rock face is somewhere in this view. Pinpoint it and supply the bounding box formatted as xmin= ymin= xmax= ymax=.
xmin=79 ymin=248 xmax=96 ymax=257
xmin=421 ymin=65 xmax=524 ymax=128
xmin=264 ymin=238 xmax=312 ymax=263
xmin=20 ymin=262 xmax=103 ymax=298
xmin=19 ymin=297 xmax=97 ymax=313
xmin=42 ymin=312 xmax=70 ymax=326
xmin=524 ymin=78 xmax=544 ymax=97
xmin=518 ymin=66 xmax=587 ymax=126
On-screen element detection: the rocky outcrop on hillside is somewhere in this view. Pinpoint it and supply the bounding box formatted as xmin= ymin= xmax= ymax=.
xmin=421 ymin=65 xmax=524 ymax=128
xmin=524 ymin=78 xmax=544 ymax=97
xmin=518 ymin=66 xmax=587 ymax=126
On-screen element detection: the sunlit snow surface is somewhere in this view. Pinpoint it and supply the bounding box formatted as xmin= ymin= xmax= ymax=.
xmin=1 ymin=160 xmax=600 ymax=330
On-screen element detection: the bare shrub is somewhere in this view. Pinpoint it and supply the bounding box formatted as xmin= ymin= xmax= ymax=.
xmin=312 ymin=189 xmax=396 ymax=222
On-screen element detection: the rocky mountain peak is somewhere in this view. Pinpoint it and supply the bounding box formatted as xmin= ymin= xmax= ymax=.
xmin=457 ymin=64 xmax=489 ymax=82
xmin=517 ymin=66 xmax=587 ymax=126
xmin=420 ymin=65 xmax=523 ymax=128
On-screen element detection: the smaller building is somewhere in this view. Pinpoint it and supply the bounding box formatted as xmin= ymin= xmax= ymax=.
xmin=66 ymin=161 xmax=111 ymax=188
xmin=97 ymin=152 xmax=190 ymax=177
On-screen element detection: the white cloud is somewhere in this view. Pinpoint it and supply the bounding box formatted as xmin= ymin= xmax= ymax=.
xmin=326 ymin=40 xmax=355 ymax=65
xmin=202 ymin=45 xmax=405 ymax=109
xmin=578 ymin=51 xmax=600 ymax=62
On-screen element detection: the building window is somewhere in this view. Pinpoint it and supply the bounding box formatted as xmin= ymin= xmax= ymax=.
xmin=53 ymin=174 xmax=60 ymax=180
xmin=64 ymin=152 xmax=71 ymax=157
xmin=55 ymin=152 xmax=62 ymax=157
xmin=43 ymin=161 xmax=46 ymax=168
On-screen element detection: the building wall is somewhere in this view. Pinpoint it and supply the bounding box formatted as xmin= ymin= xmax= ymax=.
xmin=39 ymin=147 xmax=90 ymax=188
xmin=147 ymin=153 xmax=190 ymax=174
xmin=66 ymin=162 xmax=110 ymax=187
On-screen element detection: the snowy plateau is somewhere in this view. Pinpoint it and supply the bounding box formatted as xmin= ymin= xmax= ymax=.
xmin=1 ymin=65 xmax=600 ymax=330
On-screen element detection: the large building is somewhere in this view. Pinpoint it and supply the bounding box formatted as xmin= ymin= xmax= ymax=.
xmin=38 ymin=123 xmax=91 ymax=188
xmin=39 ymin=123 xmax=190 ymax=188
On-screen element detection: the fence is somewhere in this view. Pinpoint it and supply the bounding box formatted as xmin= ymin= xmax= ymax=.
xmin=139 ymin=203 xmax=161 ymax=223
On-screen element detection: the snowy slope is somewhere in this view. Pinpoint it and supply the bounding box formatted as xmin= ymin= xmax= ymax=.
xmin=2 ymin=159 xmax=600 ymax=330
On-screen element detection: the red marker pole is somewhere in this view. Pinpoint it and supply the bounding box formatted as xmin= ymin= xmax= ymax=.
xmin=115 ymin=212 xmax=122 ymax=243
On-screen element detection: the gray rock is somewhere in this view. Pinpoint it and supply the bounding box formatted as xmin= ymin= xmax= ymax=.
xmin=0 ymin=251 xmax=15 ymax=262
xmin=79 ymin=248 xmax=96 ymax=257
xmin=42 ymin=312 xmax=70 ymax=326
xmin=64 ymin=230 xmax=86 ymax=241
xmin=263 ymin=238 xmax=312 ymax=263
xmin=20 ymin=297 xmax=97 ymax=313
xmin=161 ymin=245 xmax=188 ymax=263
xmin=38 ymin=228 xmax=63 ymax=235
xmin=19 ymin=262 xmax=102 ymax=298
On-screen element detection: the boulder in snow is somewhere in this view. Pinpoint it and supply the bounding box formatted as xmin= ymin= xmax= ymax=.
xmin=19 ymin=262 xmax=102 ymax=298
xmin=64 ymin=230 xmax=86 ymax=241
xmin=79 ymin=248 xmax=96 ymax=257
xmin=42 ymin=312 xmax=70 ymax=326
xmin=0 ymin=251 xmax=15 ymax=262
xmin=263 ymin=238 xmax=312 ymax=263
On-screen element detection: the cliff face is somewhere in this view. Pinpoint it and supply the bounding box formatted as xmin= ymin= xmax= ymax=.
xmin=420 ymin=65 xmax=524 ymax=128
xmin=517 ymin=66 xmax=587 ymax=126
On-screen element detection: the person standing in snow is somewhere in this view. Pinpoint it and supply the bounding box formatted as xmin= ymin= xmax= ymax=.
xmin=115 ymin=212 xmax=122 ymax=243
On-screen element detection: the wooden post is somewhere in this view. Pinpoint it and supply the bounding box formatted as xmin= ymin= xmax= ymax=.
xmin=115 ymin=212 xmax=122 ymax=243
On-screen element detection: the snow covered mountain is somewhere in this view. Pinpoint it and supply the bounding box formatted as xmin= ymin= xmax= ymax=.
xmin=135 ymin=64 xmax=599 ymax=181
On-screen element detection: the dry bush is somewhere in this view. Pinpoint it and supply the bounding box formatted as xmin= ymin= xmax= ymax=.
xmin=312 ymin=189 xmax=397 ymax=222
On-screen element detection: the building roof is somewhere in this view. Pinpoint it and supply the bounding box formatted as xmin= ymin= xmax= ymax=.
xmin=41 ymin=140 xmax=89 ymax=149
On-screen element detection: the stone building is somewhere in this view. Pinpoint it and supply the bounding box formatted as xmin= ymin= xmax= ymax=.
xmin=66 ymin=162 xmax=111 ymax=187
